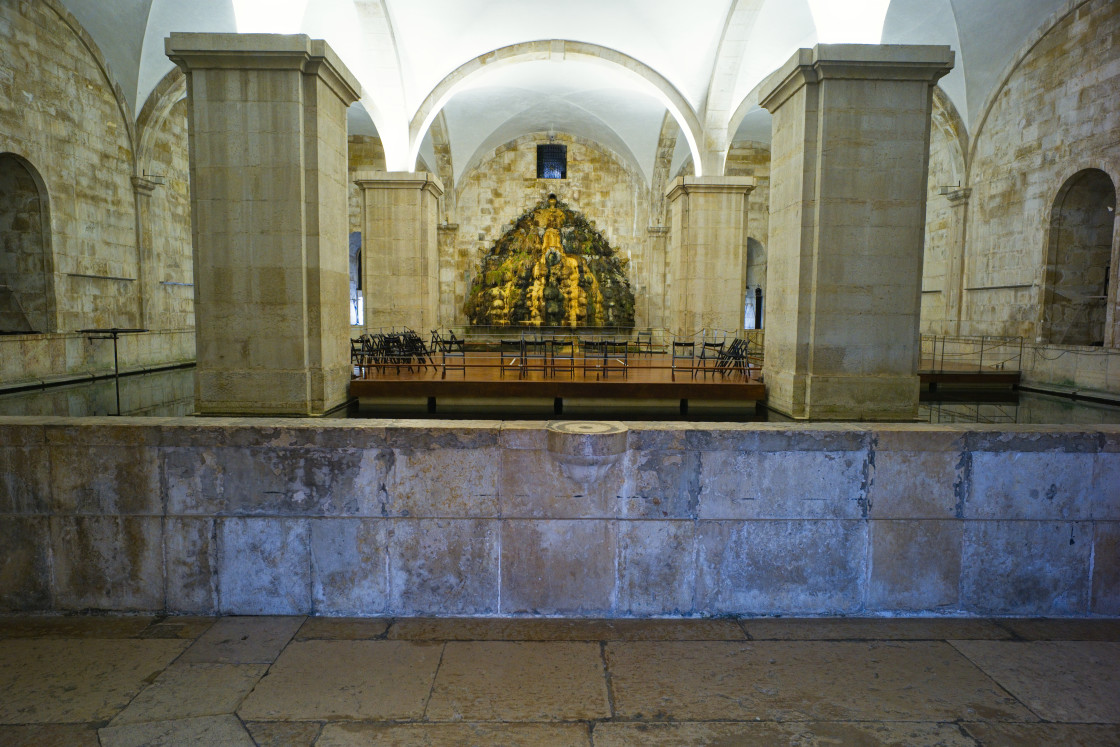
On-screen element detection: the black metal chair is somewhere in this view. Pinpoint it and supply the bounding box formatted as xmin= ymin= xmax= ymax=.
xmin=636 ymin=329 xmax=653 ymax=356
xmin=550 ymin=336 xmax=575 ymax=379
xmin=697 ymin=340 xmax=725 ymax=377
xmin=521 ymin=333 xmax=549 ymax=378
xmin=603 ymin=338 xmax=629 ymax=379
xmin=582 ymin=337 xmax=606 ymax=379
xmin=671 ymin=340 xmax=695 ymax=380
xmin=440 ymin=330 xmax=466 ymax=379
xmin=499 ymin=339 xmax=521 ymax=378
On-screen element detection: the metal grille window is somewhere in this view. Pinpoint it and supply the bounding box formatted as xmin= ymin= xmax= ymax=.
xmin=536 ymin=144 xmax=567 ymax=179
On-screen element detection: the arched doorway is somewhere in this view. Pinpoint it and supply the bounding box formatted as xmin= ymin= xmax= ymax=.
xmin=1043 ymin=169 xmax=1116 ymax=345
xmin=0 ymin=153 xmax=53 ymax=333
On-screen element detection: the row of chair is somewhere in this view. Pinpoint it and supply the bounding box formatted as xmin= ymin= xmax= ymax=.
xmin=671 ymin=336 xmax=757 ymax=380
xmin=351 ymin=329 xmax=432 ymax=375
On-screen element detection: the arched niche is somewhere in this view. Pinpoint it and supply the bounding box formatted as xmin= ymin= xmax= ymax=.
xmin=1042 ymin=169 xmax=1116 ymax=346
xmin=0 ymin=153 xmax=54 ymax=333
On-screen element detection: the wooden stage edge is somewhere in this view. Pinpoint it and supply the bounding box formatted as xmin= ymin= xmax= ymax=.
xmin=349 ymin=356 xmax=765 ymax=404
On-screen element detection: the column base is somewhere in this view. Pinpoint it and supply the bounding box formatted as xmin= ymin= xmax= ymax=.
xmin=765 ymin=370 xmax=920 ymax=421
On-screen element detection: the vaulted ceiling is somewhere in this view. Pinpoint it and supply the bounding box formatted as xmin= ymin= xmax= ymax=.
xmin=58 ymin=0 xmax=1074 ymax=187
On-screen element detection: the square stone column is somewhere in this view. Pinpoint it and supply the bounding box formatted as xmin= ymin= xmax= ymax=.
xmin=665 ymin=177 xmax=755 ymax=338
xmin=166 ymin=33 xmax=360 ymax=416
xmin=759 ymin=44 xmax=953 ymax=420
xmin=354 ymin=172 xmax=443 ymax=333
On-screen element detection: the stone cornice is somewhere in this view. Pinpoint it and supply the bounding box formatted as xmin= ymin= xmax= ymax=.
xmin=353 ymin=171 xmax=445 ymax=198
xmin=760 ymin=44 xmax=954 ymax=112
xmin=165 ymin=33 xmax=360 ymax=106
xmin=665 ymin=176 xmax=755 ymax=202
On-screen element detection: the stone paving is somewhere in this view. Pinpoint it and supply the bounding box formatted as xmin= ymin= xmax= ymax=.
xmin=0 ymin=615 xmax=1117 ymax=746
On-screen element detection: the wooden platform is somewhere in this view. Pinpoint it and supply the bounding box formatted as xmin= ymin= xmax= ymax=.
xmin=349 ymin=351 xmax=765 ymax=405
xmin=918 ymin=360 xmax=1021 ymax=388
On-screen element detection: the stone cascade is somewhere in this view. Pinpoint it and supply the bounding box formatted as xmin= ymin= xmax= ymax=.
xmin=464 ymin=195 xmax=635 ymax=329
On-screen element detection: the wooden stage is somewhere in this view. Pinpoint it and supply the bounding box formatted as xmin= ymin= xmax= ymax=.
xmin=349 ymin=350 xmax=766 ymax=408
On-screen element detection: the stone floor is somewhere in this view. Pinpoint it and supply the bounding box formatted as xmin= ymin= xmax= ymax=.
xmin=0 ymin=616 xmax=1118 ymax=746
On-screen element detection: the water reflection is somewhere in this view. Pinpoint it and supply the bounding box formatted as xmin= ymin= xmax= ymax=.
xmin=0 ymin=367 xmax=195 ymax=417
xmin=920 ymin=390 xmax=1120 ymax=425
xmin=1 ymin=371 xmax=1118 ymax=424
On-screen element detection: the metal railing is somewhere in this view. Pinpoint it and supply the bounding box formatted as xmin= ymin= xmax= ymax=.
xmin=920 ymin=335 xmax=1024 ymax=374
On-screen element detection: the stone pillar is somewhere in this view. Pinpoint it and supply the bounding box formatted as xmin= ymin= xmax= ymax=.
xmin=437 ymin=222 xmax=459 ymax=326
xmin=167 ymin=33 xmax=360 ymax=416
xmin=645 ymin=226 xmax=670 ymax=334
xmin=665 ymin=177 xmax=755 ymax=338
xmin=759 ymin=44 xmax=953 ymax=420
xmin=942 ymin=187 xmax=971 ymax=337
xmin=354 ymin=172 xmax=443 ymax=333
xmin=131 ymin=176 xmax=159 ymax=329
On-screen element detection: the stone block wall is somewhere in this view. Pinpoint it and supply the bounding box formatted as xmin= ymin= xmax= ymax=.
xmin=1 ymin=417 xmax=1116 ymax=618
xmin=963 ymin=0 xmax=1120 ymax=340
xmin=0 ymin=330 xmax=195 ymax=389
xmin=0 ymin=0 xmax=140 ymax=332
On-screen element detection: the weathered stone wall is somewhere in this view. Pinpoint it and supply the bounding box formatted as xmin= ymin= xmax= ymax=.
xmin=145 ymin=98 xmax=194 ymax=331
xmin=1 ymin=417 xmax=1116 ymax=618
xmin=0 ymin=0 xmax=140 ymax=332
xmin=920 ymin=112 xmax=964 ymax=334
xmin=453 ymin=135 xmax=651 ymax=329
xmin=962 ymin=0 xmax=1120 ymax=340
xmin=0 ymin=330 xmax=196 ymax=389
xmin=725 ymin=141 xmax=771 ymax=316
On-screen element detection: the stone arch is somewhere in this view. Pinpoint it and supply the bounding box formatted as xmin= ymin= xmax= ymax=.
xmin=1041 ymin=169 xmax=1116 ymax=345
xmin=0 ymin=154 xmax=55 ymax=333
xmin=136 ymin=67 xmax=187 ymax=175
xmin=409 ymin=40 xmax=704 ymax=176
xmin=744 ymin=236 xmax=766 ymax=329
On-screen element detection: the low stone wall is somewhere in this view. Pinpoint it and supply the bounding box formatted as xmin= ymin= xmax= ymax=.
xmin=1 ymin=417 xmax=1116 ymax=618
xmin=0 ymin=330 xmax=196 ymax=390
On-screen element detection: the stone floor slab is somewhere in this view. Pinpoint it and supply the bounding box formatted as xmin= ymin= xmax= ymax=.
xmin=138 ymin=616 xmax=216 ymax=640
xmin=605 ymin=640 xmax=1037 ymax=722
xmin=108 ymin=663 xmax=268 ymax=725
xmin=0 ymin=615 xmax=157 ymax=639
xmin=0 ymin=639 xmax=189 ymax=723
xmin=243 ymin=720 xmax=325 ymax=747
xmin=315 ymin=722 xmax=591 ymax=746
xmin=237 ymin=640 xmax=443 ymax=720
xmin=592 ymin=721 xmax=978 ymax=746
xmin=98 ymin=714 xmax=255 ymax=747
xmin=0 ymin=724 xmax=101 ymax=746
xmin=950 ymin=640 xmax=1120 ymax=722
xmin=961 ymin=722 xmax=1120 ymax=746
xmin=998 ymin=618 xmax=1120 ymax=641
xmin=178 ymin=615 xmax=303 ymax=664
xmin=387 ymin=617 xmax=747 ymax=641
xmin=294 ymin=617 xmax=390 ymax=640
xmin=425 ymin=641 xmax=611 ymax=721
xmin=740 ymin=617 xmax=1012 ymax=640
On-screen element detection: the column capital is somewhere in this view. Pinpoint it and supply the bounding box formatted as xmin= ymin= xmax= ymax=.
xmin=353 ymin=171 xmax=445 ymax=198
xmin=942 ymin=186 xmax=973 ymax=206
xmin=760 ymin=44 xmax=954 ymax=112
xmin=130 ymin=176 xmax=159 ymax=196
xmin=666 ymin=176 xmax=755 ymax=202
xmin=165 ymin=33 xmax=360 ymax=105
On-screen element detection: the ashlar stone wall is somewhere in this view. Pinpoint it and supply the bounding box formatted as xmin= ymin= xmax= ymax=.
xmin=144 ymin=98 xmax=193 ymax=331
xmin=0 ymin=0 xmax=140 ymax=332
xmin=725 ymin=140 xmax=771 ymax=308
xmin=963 ymin=0 xmax=1120 ymax=341
xmin=452 ymin=134 xmax=652 ymax=329
xmin=1 ymin=418 xmax=1116 ymax=618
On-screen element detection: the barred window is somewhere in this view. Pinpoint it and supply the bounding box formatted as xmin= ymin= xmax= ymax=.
xmin=536 ymin=144 xmax=567 ymax=179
